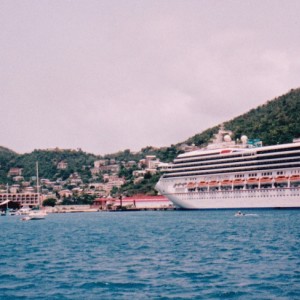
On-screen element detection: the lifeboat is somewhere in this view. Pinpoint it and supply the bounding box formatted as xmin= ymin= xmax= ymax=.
xmin=259 ymin=176 xmax=273 ymax=188
xmin=274 ymin=175 xmax=289 ymax=188
xmin=259 ymin=177 xmax=273 ymax=183
xmin=221 ymin=179 xmax=233 ymax=186
xmin=246 ymin=177 xmax=259 ymax=185
xmin=187 ymin=182 xmax=196 ymax=188
xmin=233 ymin=179 xmax=245 ymax=186
xmin=187 ymin=182 xmax=196 ymax=190
xmin=198 ymin=180 xmax=208 ymax=191
xmin=290 ymin=175 xmax=300 ymax=182
xmin=275 ymin=176 xmax=289 ymax=183
xmin=220 ymin=179 xmax=232 ymax=191
xmin=208 ymin=180 xmax=219 ymax=187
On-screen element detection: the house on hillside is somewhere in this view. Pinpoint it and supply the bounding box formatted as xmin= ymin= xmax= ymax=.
xmin=8 ymin=168 xmax=22 ymax=177
xmin=57 ymin=161 xmax=68 ymax=170
xmin=12 ymin=176 xmax=24 ymax=182
xmin=94 ymin=160 xmax=107 ymax=168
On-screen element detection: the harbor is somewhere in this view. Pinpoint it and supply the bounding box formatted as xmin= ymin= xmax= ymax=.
xmin=1 ymin=1 xmax=300 ymax=299
xmin=0 ymin=194 xmax=176 ymax=217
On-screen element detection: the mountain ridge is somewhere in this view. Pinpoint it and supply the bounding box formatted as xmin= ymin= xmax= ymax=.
xmin=184 ymin=87 xmax=300 ymax=148
xmin=0 ymin=87 xmax=299 ymax=189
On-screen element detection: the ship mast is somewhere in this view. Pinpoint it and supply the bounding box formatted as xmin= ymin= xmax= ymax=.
xmin=6 ymin=183 xmax=9 ymax=212
xmin=36 ymin=161 xmax=40 ymax=207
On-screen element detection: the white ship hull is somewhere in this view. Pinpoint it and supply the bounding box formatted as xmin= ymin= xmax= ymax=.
xmin=156 ymin=126 xmax=300 ymax=210
xmin=162 ymin=188 xmax=300 ymax=209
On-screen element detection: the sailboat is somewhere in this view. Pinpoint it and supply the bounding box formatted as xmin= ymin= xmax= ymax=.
xmin=22 ymin=162 xmax=47 ymax=221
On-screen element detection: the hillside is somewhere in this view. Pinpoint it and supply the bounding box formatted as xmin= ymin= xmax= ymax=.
xmin=0 ymin=146 xmax=18 ymax=183
xmin=0 ymin=87 xmax=299 ymax=196
xmin=185 ymin=88 xmax=300 ymax=147
xmin=0 ymin=146 xmax=17 ymax=155
xmin=15 ymin=149 xmax=101 ymax=182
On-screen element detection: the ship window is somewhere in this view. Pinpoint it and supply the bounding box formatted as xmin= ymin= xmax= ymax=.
xmin=248 ymin=173 xmax=257 ymax=177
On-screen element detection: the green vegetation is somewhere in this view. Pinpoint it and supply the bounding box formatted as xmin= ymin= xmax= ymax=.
xmin=0 ymin=148 xmax=100 ymax=184
xmin=61 ymin=194 xmax=96 ymax=205
xmin=0 ymin=147 xmax=18 ymax=183
xmin=43 ymin=198 xmax=57 ymax=207
xmin=15 ymin=149 xmax=99 ymax=182
xmin=119 ymin=172 xmax=161 ymax=196
xmin=185 ymin=88 xmax=300 ymax=147
xmin=0 ymin=87 xmax=299 ymax=195
xmin=224 ymin=88 xmax=300 ymax=145
xmin=106 ymin=145 xmax=182 ymax=164
xmin=184 ymin=126 xmax=220 ymax=148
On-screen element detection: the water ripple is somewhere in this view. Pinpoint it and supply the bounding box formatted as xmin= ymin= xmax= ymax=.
xmin=1 ymin=210 xmax=300 ymax=299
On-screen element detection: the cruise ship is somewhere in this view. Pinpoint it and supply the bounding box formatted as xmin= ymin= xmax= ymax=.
xmin=155 ymin=127 xmax=300 ymax=209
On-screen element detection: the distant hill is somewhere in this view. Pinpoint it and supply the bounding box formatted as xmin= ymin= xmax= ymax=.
xmin=14 ymin=149 xmax=101 ymax=182
xmin=0 ymin=146 xmax=17 ymax=155
xmin=0 ymin=88 xmax=299 ymax=191
xmin=0 ymin=146 xmax=18 ymax=183
xmin=185 ymin=88 xmax=300 ymax=147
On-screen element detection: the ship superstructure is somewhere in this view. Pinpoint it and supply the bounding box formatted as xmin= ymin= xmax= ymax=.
xmin=155 ymin=127 xmax=300 ymax=209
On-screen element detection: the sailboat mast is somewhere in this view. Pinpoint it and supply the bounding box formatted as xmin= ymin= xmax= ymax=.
xmin=36 ymin=162 xmax=40 ymax=207
xmin=6 ymin=183 xmax=9 ymax=211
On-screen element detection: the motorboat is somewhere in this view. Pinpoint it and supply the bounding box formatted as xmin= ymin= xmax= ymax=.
xmin=16 ymin=207 xmax=32 ymax=215
xmin=27 ymin=210 xmax=47 ymax=220
xmin=21 ymin=210 xmax=47 ymax=221
xmin=235 ymin=211 xmax=245 ymax=217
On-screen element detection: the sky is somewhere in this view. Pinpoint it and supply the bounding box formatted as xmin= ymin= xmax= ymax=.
xmin=1 ymin=0 xmax=300 ymax=155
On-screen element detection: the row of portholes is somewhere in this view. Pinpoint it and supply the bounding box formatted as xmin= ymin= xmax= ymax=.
xmin=181 ymin=194 xmax=300 ymax=200
xmin=180 ymin=193 xmax=300 ymax=199
xmin=186 ymin=187 xmax=300 ymax=193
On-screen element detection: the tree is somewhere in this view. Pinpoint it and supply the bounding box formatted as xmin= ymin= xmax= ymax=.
xmin=111 ymin=186 xmax=119 ymax=197
xmin=43 ymin=198 xmax=57 ymax=207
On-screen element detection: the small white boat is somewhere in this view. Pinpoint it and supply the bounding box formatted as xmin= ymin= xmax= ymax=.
xmin=16 ymin=207 xmax=32 ymax=215
xmin=235 ymin=211 xmax=245 ymax=217
xmin=22 ymin=210 xmax=47 ymax=221
xmin=27 ymin=210 xmax=47 ymax=220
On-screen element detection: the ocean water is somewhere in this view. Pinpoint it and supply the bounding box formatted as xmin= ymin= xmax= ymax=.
xmin=1 ymin=210 xmax=300 ymax=300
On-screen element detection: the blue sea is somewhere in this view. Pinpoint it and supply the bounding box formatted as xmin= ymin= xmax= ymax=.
xmin=1 ymin=210 xmax=300 ymax=299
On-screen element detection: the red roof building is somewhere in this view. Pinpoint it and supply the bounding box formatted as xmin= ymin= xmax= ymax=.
xmin=93 ymin=195 xmax=173 ymax=210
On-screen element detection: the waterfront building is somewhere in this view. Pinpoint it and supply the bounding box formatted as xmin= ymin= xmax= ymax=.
xmin=0 ymin=193 xmax=39 ymax=207
xmin=93 ymin=195 xmax=173 ymax=210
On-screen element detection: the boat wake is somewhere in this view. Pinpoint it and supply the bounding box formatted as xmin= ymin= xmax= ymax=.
xmin=244 ymin=213 xmax=258 ymax=217
xmin=235 ymin=212 xmax=258 ymax=217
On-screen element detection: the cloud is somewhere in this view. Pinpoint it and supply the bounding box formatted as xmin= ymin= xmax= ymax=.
xmin=1 ymin=1 xmax=300 ymax=154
